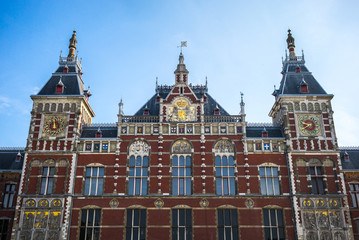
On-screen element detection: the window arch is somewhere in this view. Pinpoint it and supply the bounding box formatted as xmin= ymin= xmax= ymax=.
xmin=128 ymin=140 xmax=150 ymax=196
xmin=214 ymin=139 xmax=236 ymax=195
xmin=171 ymin=140 xmax=192 ymax=196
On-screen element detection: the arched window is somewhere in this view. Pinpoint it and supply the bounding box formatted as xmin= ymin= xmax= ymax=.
xmin=214 ymin=139 xmax=236 ymax=196
xmin=171 ymin=140 xmax=192 ymax=196
xmin=128 ymin=140 xmax=150 ymax=196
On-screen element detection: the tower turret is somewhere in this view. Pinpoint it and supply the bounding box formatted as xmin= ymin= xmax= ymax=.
xmin=174 ymin=53 xmax=189 ymax=85
xmin=286 ymin=29 xmax=296 ymax=60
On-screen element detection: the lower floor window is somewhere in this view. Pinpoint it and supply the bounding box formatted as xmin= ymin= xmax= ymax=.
xmin=126 ymin=209 xmax=146 ymax=240
xmin=172 ymin=209 xmax=192 ymax=240
xmin=263 ymin=209 xmax=285 ymax=240
xmin=80 ymin=209 xmax=101 ymax=240
xmin=0 ymin=219 xmax=9 ymax=240
xmin=217 ymin=209 xmax=238 ymax=240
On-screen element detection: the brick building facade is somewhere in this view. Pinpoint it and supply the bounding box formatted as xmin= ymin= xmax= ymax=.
xmin=1 ymin=30 xmax=359 ymax=239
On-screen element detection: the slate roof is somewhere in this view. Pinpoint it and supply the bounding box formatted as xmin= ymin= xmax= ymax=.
xmin=37 ymin=61 xmax=85 ymax=96
xmin=80 ymin=126 xmax=117 ymax=138
xmin=277 ymin=57 xmax=328 ymax=96
xmin=340 ymin=148 xmax=359 ymax=170
xmin=0 ymin=148 xmax=24 ymax=171
xmin=246 ymin=126 xmax=284 ymax=138
xmin=134 ymin=85 xmax=230 ymax=116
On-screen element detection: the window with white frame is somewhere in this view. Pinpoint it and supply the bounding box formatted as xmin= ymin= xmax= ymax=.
xmin=126 ymin=209 xmax=146 ymax=240
xmin=216 ymin=156 xmax=236 ymax=195
xmin=129 ymin=156 xmax=148 ymax=195
xmin=3 ymin=184 xmax=16 ymax=208
xmin=171 ymin=140 xmax=192 ymax=196
xmin=350 ymin=183 xmax=359 ymax=208
xmin=172 ymin=155 xmax=192 ymax=195
xmin=40 ymin=167 xmax=55 ymax=195
xmin=310 ymin=166 xmax=324 ymax=194
xmin=128 ymin=140 xmax=150 ymax=196
xmin=84 ymin=167 xmax=104 ymax=195
xmin=172 ymin=209 xmax=192 ymax=240
xmin=79 ymin=209 xmax=101 ymax=240
xmin=260 ymin=167 xmax=280 ymax=195
xmin=217 ymin=209 xmax=239 ymax=240
xmin=214 ymin=139 xmax=236 ymax=196
xmin=263 ymin=209 xmax=285 ymax=240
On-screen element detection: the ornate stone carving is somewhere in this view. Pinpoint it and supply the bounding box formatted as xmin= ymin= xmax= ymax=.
xmin=172 ymin=140 xmax=191 ymax=154
xmin=129 ymin=140 xmax=150 ymax=156
xmin=306 ymin=231 xmax=318 ymax=240
xmin=154 ymin=198 xmax=164 ymax=208
xmin=22 ymin=212 xmax=35 ymax=229
xmin=245 ymin=198 xmax=254 ymax=209
xmin=214 ymin=139 xmax=234 ymax=154
xmin=110 ymin=198 xmax=119 ymax=208
xmin=48 ymin=211 xmax=61 ymax=229
xmin=320 ymin=231 xmax=330 ymax=240
xmin=34 ymin=211 xmax=48 ymax=228
xmin=317 ymin=211 xmax=329 ymax=229
xmin=303 ymin=211 xmax=316 ymax=229
xmin=330 ymin=211 xmax=343 ymax=228
xmin=334 ymin=232 xmax=345 ymax=240
xmin=199 ymin=198 xmax=209 ymax=208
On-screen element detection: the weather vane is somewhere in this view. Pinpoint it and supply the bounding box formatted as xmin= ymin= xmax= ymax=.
xmin=177 ymin=41 xmax=187 ymax=54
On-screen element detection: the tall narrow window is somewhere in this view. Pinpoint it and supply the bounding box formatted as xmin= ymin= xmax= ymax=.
xmin=172 ymin=209 xmax=192 ymax=240
xmin=350 ymin=184 xmax=359 ymax=208
xmin=0 ymin=219 xmax=9 ymax=240
xmin=3 ymin=184 xmax=16 ymax=208
xmin=80 ymin=209 xmax=101 ymax=240
xmin=40 ymin=167 xmax=55 ymax=195
xmin=172 ymin=155 xmax=192 ymax=195
xmin=310 ymin=166 xmax=324 ymax=194
xmin=263 ymin=209 xmax=285 ymax=240
xmin=84 ymin=167 xmax=104 ymax=195
xmin=260 ymin=167 xmax=280 ymax=195
xmin=129 ymin=156 xmax=148 ymax=195
xmin=216 ymin=156 xmax=236 ymax=195
xmin=217 ymin=209 xmax=238 ymax=240
xmin=126 ymin=209 xmax=146 ymax=240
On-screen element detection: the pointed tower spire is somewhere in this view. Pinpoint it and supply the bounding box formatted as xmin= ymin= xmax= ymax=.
xmin=240 ymin=92 xmax=245 ymax=115
xmin=68 ymin=31 xmax=77 ymax=58
xmin=286 ymin=29 xmax=296 ymax=60
xmin=119 ymin=99 xmax=124 ymax=115
xmin=174 ymin=44 xmax=189 ymax=85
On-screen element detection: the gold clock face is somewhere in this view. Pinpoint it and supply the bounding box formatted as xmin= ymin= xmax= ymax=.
xmin=168 ymin=98 xmax=196 ymax=122
xmin=42 ymin=115 xmax=67 ymax=137
xmin=296 ymin=114 xmax=322 ymax=137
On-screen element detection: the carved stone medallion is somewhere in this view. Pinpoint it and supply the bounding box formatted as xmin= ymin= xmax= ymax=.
xmin=129 ymin=140 xmax=150 ymax=156
xmin=154 ymin=198 xmax=164 ymax=208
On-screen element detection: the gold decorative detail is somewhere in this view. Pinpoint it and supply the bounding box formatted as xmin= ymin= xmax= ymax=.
xmin=296 ymin=114 xmax=323 ymax=137
xmin=154 ymin=198 xmax=164 ymax=208
xmin=316 ymin=199 xmax=325 ymax=207
xmin=172 ymin=140 xmax=191 ymax=154
xmin=330 ymin=199 xmax=339 ymax=208
xmin=51 ymin=199 xmax=62 ymax=207
xmin=109 ymin=199 xmax=119 ymax=208
xmin=167 ymin=98 xmax=195 ymax=122
xmin=39 ymin=199 xmax=49 ymax=207
xmin=25 ymin=199 xmax=36 ymax=208
xmin=199 ymin=198 xmax=209 ymax=208
xmin=344 ymin=172 xmax=359 ymax=179
xmin=42 ymin=115 xmax=67 ymax=138
xmin=303 ymin=199 xmax=313 ymax=208
xmin=245 ymin=198 xmax=254 ymax=209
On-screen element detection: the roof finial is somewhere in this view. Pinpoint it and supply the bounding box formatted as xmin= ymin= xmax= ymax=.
xmin=68 ymin=30 xmax=77 ymax=58
xmin=119 ymin=98 xmax=124 ymax=115
xmin=286 ymin=29 xmax=296 ymax=59
xmin=240 ymin=92 xmax=245 ymax=115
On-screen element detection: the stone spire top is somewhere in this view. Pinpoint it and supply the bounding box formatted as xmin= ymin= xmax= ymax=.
xmin=68 ymin=31 xmax=77 ymax=58
xmin=174 ymin=53 xmax=189 ymax=85
xmin=286 ymin=29 xmax=296 ymax=59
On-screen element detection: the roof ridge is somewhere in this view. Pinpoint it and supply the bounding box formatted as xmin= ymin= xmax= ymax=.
xmin=339 ymin=146 xmax=359 ymax=150
xmin=247 ymin=123 xmax=281 ymax=127
xmin=0 ymin=147 xmax=25 ymax=151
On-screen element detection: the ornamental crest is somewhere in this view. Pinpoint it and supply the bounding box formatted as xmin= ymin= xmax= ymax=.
xmin=172 ymin=140 xmax=192 ymax=154
xmin=129 ymin=140 xmax=150 ymax=156
xmin=167 ymin=97 xmax=196 ymax=122
xmin=214 ymin=139 xmax=234 ymax=154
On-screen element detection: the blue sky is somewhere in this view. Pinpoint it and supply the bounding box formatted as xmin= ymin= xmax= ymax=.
xmin=0 ymin=0 xmax=359 ymax=146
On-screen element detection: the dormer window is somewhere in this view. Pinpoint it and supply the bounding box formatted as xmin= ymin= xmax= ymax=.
xmin=344 ymin=152 xmax=350 ymax=161
xmin=300 ymin=79 xmax=308 ymax=93
xmin=96 ymin=128 xmax=102 ymax=138
xmin=262 ymin=128 xmax=268 ymax=138
xmin=183 ymin=74 xmax=187 ymax=83
xmin=16 ymin=152 xmax=21 ymax=162
xmin=63 ymin=65 xmax=69 ymax=73
xmin=143 ymin=105 xmax=149 ymax=115
xmin=156 ymin=95 xmax=161 ymax=103
xmin=296 ymin=67 xmax=301 ymax=73
xmin=214 ymin=105 xmax=220 ymax=115
xmin=56 ymin=77 xmax=64 ymax=94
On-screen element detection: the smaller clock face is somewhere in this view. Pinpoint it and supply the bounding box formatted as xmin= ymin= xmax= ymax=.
xmin=42 ymin=115 xmax=67 ymax=137
xmin=296 ymin=114 xmax=322 ymax=137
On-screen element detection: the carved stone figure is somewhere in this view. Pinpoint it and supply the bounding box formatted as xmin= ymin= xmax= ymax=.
xmin=33 ymin=230 xmax=45 ymax=240
xmin=129 ymin=140 xmax=150 ymax=156
xmin=34 ymin=211 xmax=49 ymax=228
xmin=334 ymin=232 xmax=344 ymax=240
xmin=317 ymin=211 xmax=329 ymax=229
xmin=48 ymin=211 xmax=61 ymax=229
xmin=22 ymin=212 xmax=35 ymax=229
xmin=214 ymin=139 xmax=234 ymax=154
xmin=320 ymin=231 xmax=331 ymax=240
xmin=330 ymin=211 xmax=343 ymax=228
xmin=306 ymin=231 xmax=318 ymax=240
xmin=303 ymin=211 xmax=316 ymax=230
